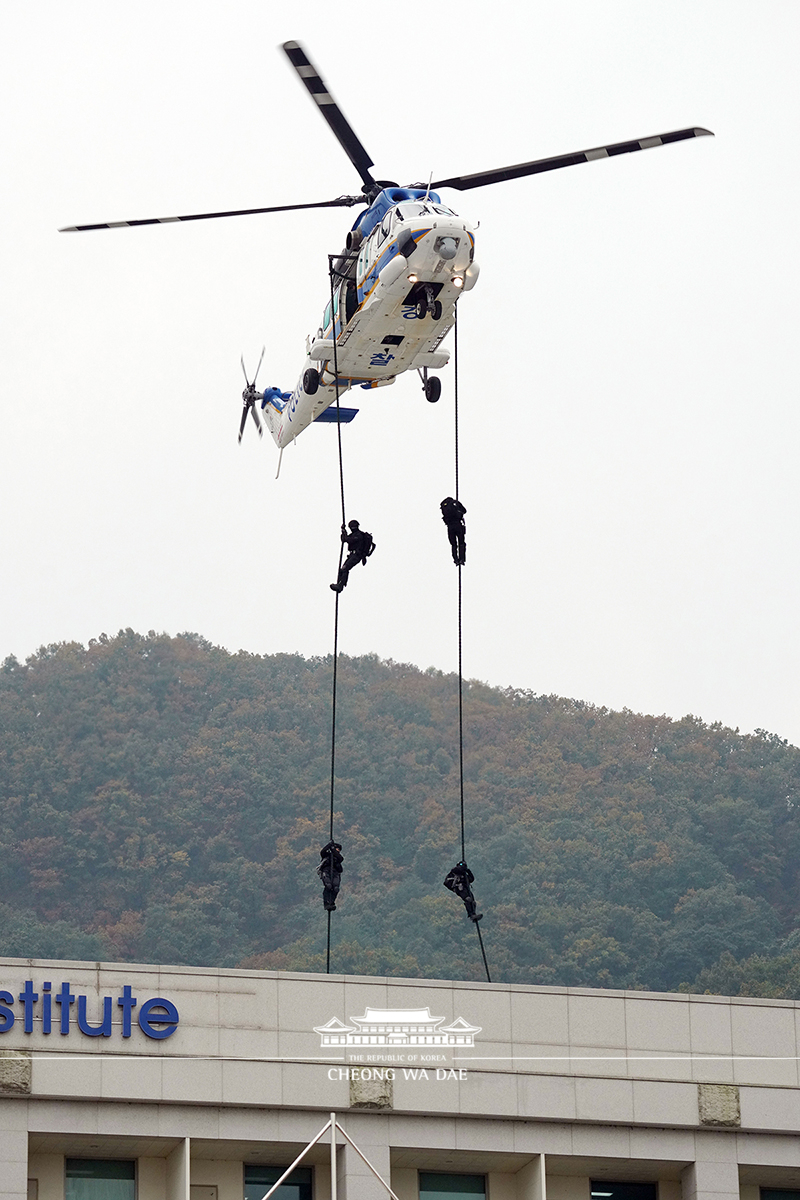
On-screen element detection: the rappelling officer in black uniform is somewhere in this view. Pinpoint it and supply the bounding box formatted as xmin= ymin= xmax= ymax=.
xmin=440 ymin=497 xmax=466 ymax=566
xmin=330 ymin=520 xmax=376 ymax=593
xmin=444 ymin=860 xmax=482 ymax=922
xmin=318 ymin=840 xmax=344 ymax=911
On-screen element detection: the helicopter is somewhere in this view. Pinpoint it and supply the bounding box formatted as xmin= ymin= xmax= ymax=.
xmin=61 ymin=42 xmax=712 ymax=456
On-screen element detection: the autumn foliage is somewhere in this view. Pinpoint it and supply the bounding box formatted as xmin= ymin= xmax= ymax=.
xmin=2 ymin=630 xmax=800 ymax=995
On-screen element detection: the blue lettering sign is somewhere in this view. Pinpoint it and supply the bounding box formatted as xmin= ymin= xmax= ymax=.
xmin=138 ymin=997 xmax=180 ymax=1040
xmin=55 ymin=982 xmax=74 ymax=1034
xmin=118 ymin=984 xmax=137 ymax=1037
xmin=0 ymin=982 xmax=179 ymax=1041
xmin=42 ymin=982 xmax=51 ymax=1035
xmin=77 ymin=995 xmax=113 ymax=1037
xmin=0 ymin=991 xmax=14 ymax=1033
xmin=19 ymin=981 xmax=38 ymax=1034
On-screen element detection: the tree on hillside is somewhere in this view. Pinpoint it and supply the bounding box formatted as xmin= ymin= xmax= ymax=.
xmin=1 ymin=631 xmax=799 ymax=994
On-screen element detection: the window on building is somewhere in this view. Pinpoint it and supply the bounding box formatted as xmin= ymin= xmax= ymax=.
xmin=761 ymin=1191 xmax=800 ymax=1199
xmin=65 ymin=1160 xmax=135 ymax=1200
xmin=590 ymin=1186 xmax=657 ymax=1200
xmin=244 ymin=1165 xmax=312 ymax=1200
xmin=419 ymin=1172 xmax=486 ymax=1200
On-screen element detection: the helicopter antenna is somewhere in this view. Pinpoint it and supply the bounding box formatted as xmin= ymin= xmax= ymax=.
xmin=423 ymin=172 xmax=433 ymax=201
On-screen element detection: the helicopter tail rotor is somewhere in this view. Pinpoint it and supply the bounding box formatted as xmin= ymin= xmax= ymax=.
xmin=238 ymin=349 xmax=266 ymax=444
xmin=241 ymin=347 xmax=265 ymax=389
xmin=238 ymin=386 xmax=263 ymax=443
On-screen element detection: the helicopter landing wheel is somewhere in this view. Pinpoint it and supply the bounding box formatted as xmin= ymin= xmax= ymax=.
xmin=432 ymin=300 xmax=443 ymax=321
xmin=303 ymin=367 xmax=319 ymax=395
xmin=416 ymin=298 xmax=428 ymax=320
xmin=425 ymin=376 xmax=441 ymax=403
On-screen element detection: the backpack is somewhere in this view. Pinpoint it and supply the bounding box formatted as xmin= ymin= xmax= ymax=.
xmin=360 ymin=531 xmax=375 ymax=563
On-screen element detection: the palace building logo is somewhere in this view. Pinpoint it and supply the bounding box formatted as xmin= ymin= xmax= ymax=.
xmin=314 ymin=1007 xmax=481 ymax=1048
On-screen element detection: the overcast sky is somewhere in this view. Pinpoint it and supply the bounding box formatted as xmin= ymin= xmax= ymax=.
xmin=3 ymin=1 xmax=799 ymax=744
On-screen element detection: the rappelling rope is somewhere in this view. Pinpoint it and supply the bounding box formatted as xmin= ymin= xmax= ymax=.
xmin=454 ymin=309 xmax=465 ymax=864
xmin=326 ymin=254 xmax=348 ymax=974
xmin=453 ymin=305 xmax=491 ymax=984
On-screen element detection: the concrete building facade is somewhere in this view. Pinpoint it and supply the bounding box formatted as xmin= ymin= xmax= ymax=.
xmin=1 ymin=957 xmax=800 ymax=1200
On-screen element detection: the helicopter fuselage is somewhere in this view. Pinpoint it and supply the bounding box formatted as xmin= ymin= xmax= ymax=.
xmin=261 ymin=188 xmax=478 ymax=449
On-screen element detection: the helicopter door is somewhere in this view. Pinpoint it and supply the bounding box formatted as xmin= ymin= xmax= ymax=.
xmin=331 ymin=280 xmax=356 ymax=332
xmin=343 ymin=279 xmax=356 ymax=325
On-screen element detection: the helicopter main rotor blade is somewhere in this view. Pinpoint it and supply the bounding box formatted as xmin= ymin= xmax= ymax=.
xmin=430 ymin=127 xmax=713 ymax=192
xmin=282 ymin=41 xmax=376 ymax=191
xmin=59 ymin=195 xmax=363 ymax=233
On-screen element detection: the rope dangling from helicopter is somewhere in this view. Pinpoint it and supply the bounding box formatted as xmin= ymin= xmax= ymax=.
xmin=319 ymin=253 xmax=376 ymax=972
xmin=319 ymin=255 xmax=348 ymax=974
xmin=441 ymin=306 xmax=491 ymax=984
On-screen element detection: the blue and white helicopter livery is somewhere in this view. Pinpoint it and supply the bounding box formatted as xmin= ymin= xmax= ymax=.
xmin=61 ymin=41 xmax=712 ymax=459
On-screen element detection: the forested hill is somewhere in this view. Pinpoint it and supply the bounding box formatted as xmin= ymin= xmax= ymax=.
xmin=2 ymin=630 xmax=800 ymax=997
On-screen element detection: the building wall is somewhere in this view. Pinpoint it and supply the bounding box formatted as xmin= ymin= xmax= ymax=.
xmin=541 ymin=1183 xmax=588 ymax=1200
xmin=5 ymin=958 xmax=800 ymax=1200
xmin=26 ymin=1155 xmax=62 ymax=1200
xmin=190 ymin=1159 xmax=241 ymax=1200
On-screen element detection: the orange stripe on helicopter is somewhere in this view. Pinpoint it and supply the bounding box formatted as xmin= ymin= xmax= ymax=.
xmin=357 ymin=227 xmax=428 ymax=305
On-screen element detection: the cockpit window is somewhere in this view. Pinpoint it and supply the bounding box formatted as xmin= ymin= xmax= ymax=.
xmin=395 ymin=201 xmax=458 ymax=219
xmin=395 ymin=202 xmax=429 ymax=219
xmin=322 ymin=289 xmax=340 ymax=330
